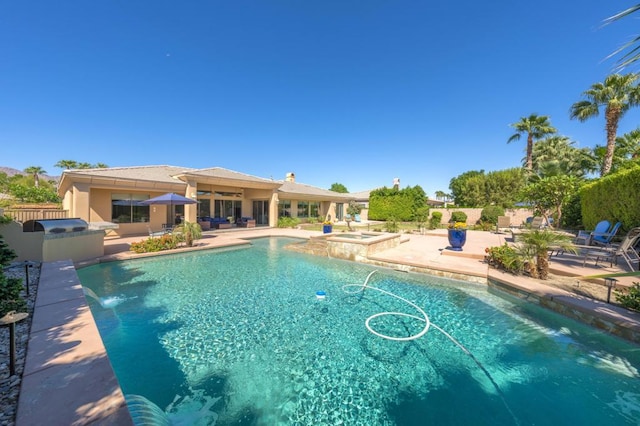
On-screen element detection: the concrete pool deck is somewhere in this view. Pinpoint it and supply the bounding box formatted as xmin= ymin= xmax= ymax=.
xmin=16 ymin=227 xmax=640 ymax=425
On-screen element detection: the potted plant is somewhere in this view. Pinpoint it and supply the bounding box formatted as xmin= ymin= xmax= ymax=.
xmin=322 ymin=219 xmax=333 ymax=234
xmin=447 ymin=211 xmax=468 ymax=251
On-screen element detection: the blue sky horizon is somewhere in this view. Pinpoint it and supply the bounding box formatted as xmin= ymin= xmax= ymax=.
xmin=2 ymin=1 xmax=640 ymax=197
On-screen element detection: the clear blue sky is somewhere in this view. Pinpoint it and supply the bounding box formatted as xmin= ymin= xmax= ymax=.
xmin=2 ymin=1 xmax=640 ymax=197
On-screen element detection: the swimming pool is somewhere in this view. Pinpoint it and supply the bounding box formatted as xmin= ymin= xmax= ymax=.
xmin=78 ymin=237 xmax=640 ymax=425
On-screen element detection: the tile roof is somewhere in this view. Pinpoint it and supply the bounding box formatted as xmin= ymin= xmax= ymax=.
xmin=179 ymin=167 xmax=276 ymax=184
xmin=278 ymin=181 xmax=353 ymax=199
xmin=64 ymin=165 xmax=193 ymax=184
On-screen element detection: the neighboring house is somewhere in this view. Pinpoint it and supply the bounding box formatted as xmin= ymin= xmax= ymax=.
xmin=57 ymin=166 xmax=353 ymax=236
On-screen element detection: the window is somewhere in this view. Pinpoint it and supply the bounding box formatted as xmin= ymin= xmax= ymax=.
xmin=297 ymin=201 xmax=309 ymax=218
xmin=112 ymin=193 xmax=150 ymax=223
xmin=309 ymin=201 xmax=320 ymax=218
xmin=278 ymin=200 xmax=291 ymax=217
xmin=198 ymin=199 xmax=210 ymax=218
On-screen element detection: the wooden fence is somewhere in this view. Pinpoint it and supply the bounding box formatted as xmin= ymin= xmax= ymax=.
xmin=2 ymin=209 xmax=69 ymax=222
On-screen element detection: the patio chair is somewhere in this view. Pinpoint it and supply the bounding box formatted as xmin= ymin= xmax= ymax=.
xmin=592 ymin=221 xmax=622 ymax=247
xmin=575 ymin=220 xmax=610 ymax=245
xmin=529 ymin=217 xmax=544 ymax=229
xmin=148 ymin=226 xmax=169 ymax=237
xmin=581 ymin=227 xmax=640 ymax=271
xmin=496 ymin=216 xmax=511 ymax=233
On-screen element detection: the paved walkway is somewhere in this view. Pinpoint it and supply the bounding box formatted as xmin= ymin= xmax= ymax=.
xmin=17 ymin=226 xmax=640 ymax=425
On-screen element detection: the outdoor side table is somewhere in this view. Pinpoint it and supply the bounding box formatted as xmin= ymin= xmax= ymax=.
xmin=1 ymin=311 xmax=29 ymax=376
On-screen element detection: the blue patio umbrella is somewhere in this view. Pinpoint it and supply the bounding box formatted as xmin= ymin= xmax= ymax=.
xmin=140 ymin=193 xmax=197 ymax=225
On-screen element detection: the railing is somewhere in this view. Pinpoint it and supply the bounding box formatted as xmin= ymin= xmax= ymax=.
xmin=3 ymin=209 xmax=69 ymax=222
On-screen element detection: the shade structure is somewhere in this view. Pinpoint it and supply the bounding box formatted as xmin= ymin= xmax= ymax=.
xmin=140 ymin=193 xmax=197 ymax=225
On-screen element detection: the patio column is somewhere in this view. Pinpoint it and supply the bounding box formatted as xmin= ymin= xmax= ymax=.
xmin=270 ymin=191 xmax=279 ymax=227
xmin=71 ymin=183 xmax=90 ymax=222
xmin=184 ymin=180 xmax=198 ymax=223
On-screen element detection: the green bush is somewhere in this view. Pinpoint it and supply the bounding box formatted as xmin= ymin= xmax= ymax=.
xmin=368 ymin=185 xmax=426 ymax=221
xmin=485 ymin=243 xmax=524 ymax=275
xmin=385 ymin=217 xmax=399 ymax=233
xmin=277 ymin=216 xmax=300 ymax=228
xmin=581 ymin=166 xmax=640 ymax=231
xmin=480 ymin=206 xmax=505 ymax=225
xmin=429 ymin=211 xmax=443 ymax=229
xmin=450 ymin=211 xmax=468 ymax=224
xmin=615 ymin=282 xmax=640 ymax=311
xmin=130 ymin=234 xmax=179 ymax=253
xmin=413 ymin=206 xmax=430 ymax=229
xmin=561 ymin=192 xmax=583 ymax=229
xmin=0 ymin=235 xmax=26 ymax=316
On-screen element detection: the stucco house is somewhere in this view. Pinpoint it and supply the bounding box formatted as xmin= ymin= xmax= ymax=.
xmin=57 ymin=166 xmax=354 ymax=236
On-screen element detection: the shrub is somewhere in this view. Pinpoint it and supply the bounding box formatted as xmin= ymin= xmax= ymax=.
xmin=385 ymin=217 xmax=399 ymax=233
xmin=480 ymin=206 xmax=505 ymax=225
xmin=277 ymin=217 xmax=300 ymax=228
xmin=429 ymin=211 xmax=442 ymax=229
xmin=0 ymin=235 xmax=26 ymax=316
xmin=414 ymin=206 xmax=430 ymax=230
xmin=450 ymin=211 xmax=467 ymax=224
xmin=615 ymin=282 xmax=640 ymax=311
xmin=485 ymin=244 xmax=524 ymax=275
xmin=130 ymin=234 xmax=179 ymax=253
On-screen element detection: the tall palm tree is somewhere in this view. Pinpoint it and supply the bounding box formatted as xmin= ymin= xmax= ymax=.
xmin=531 ymin=135 xmax=597 ymax=177
xmin=570 ymin=73 xmax=640 ymax=176
xmin=507 ymin=114 xmax=557 ymax=171
xmin=603 ymin=4 xmax=640 ymax=70
xmin=54 ymin=160 xmax=78 ymax=170
xmin=23 ymin=166 xmax=46 ymax=188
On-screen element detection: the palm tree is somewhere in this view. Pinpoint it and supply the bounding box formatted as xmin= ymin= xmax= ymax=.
xmin=603 ymin=4 xmax=640 ymax=70
xmin=516 ymin=230 xmax=577 ymax=280
xmin=93 ymin=162 xmax=109 ymax=168
xmin=531 ymin=136 xmax=597 ymax=178
xmin=434 ymin=190 xmax=446 ymax=201
xmin=173 ymin=221 xmax=202 ymax=247
xmin=23 ymin=166 xmax=46 ymax=188
xmin=570 ymin=73 xmax=640 ymax=176
xmin=54 ymin=160 xmax=78 ymax=170
xmin=508 ymin=114 xmax=557 ymax=171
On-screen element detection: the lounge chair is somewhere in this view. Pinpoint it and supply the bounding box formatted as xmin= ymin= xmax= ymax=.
xmin=496 ymin=216 xmax=511 ymax=233
xmin=592 ymin=221 xmax=622 ymax=247
xmin=581 ymin=227 xmax=640 ymax=270
xmin=575 ymin=220 xmax=610 ymax=245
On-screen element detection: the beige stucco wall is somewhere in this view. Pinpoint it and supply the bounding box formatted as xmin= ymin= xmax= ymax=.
xmin=42 ymin=230 xmax=105 ymax=262
xmin=0 ymin=222 xmax=104 ymax=262
xmin=0 ymin=222 xmax=43 ymax=261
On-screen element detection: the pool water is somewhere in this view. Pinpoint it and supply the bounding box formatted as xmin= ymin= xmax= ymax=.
xmin=78 ymin=237 xmax=640 ymax=425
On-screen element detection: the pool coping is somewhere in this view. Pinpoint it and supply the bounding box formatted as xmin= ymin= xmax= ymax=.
xmin=16 ymin=260 xmax=133 ymax=426
xmin=16 ymin=230 xmax=640 ymax=424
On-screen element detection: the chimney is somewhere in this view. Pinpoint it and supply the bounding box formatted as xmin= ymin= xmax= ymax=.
xmin=285 ymin=172 xmax=295 ymax=182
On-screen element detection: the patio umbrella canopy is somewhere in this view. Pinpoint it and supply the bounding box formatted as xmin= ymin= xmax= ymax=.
xmin=140 ymin=192 xmax=197 ymax=225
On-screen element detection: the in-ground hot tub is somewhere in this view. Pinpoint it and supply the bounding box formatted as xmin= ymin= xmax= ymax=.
xmin=326 ymin=232 xmax=402 ymax=261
